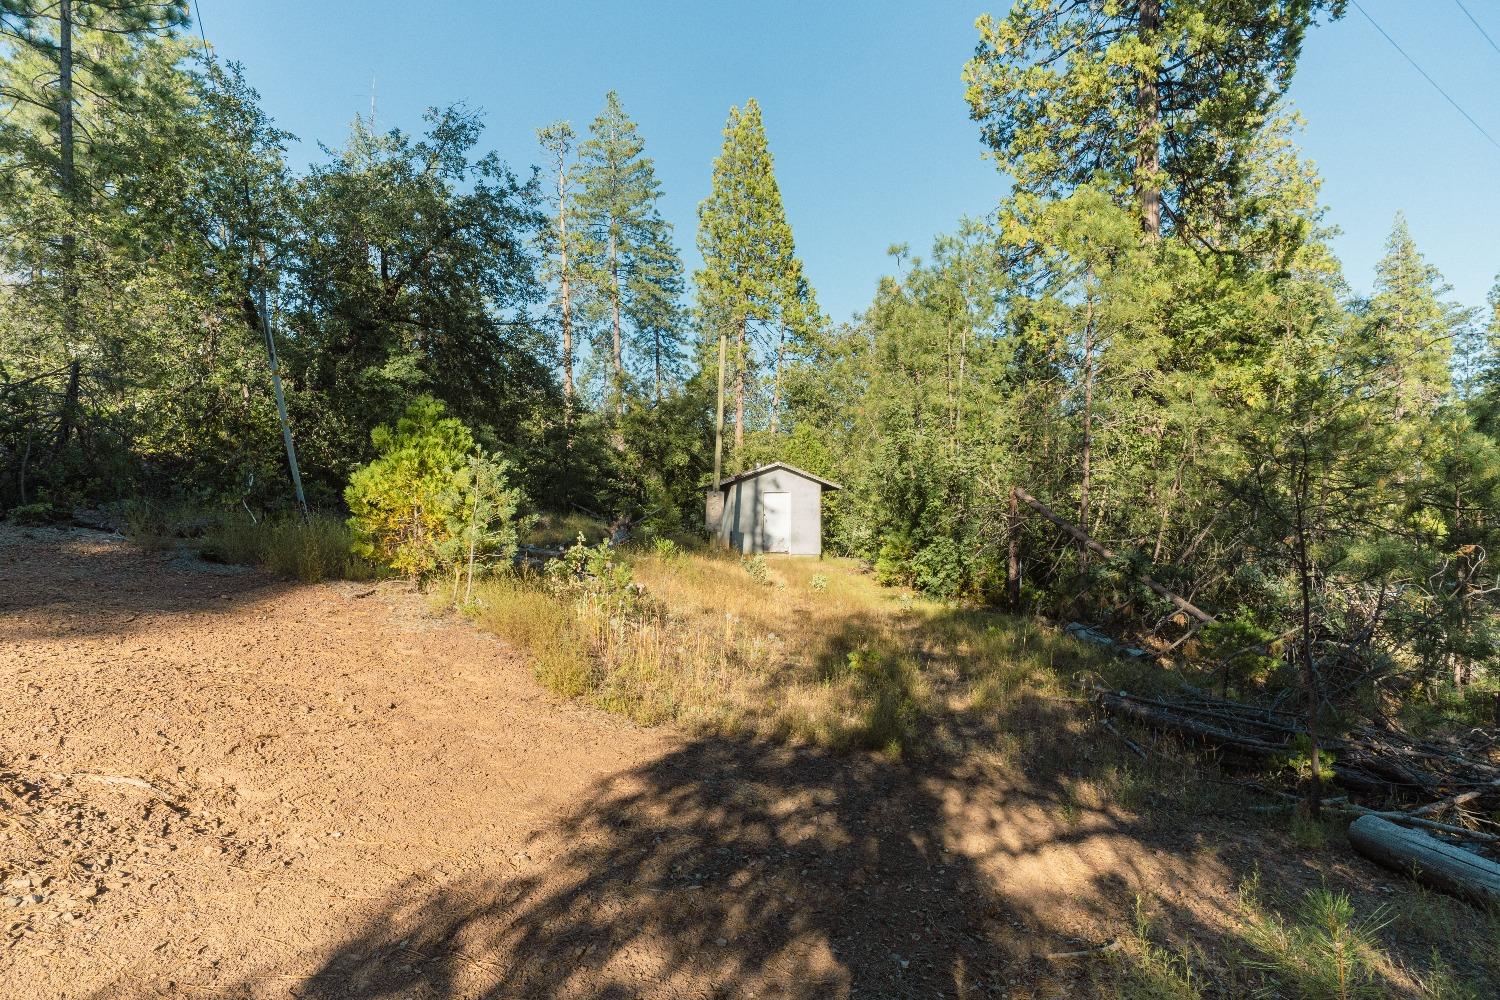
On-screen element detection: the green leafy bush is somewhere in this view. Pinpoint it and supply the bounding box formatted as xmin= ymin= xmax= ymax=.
xmin=911 ymin=537 xmax=965 ymax=599
xmin=345 ymin=396 xmax=521 ymax=584
xmin=548 ymin=534 xmax=636 ymax=611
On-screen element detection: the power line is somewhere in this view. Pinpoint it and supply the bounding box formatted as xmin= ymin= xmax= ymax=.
xmin=1350 ymin=0 xmax=1500 ymax=156
xmin=190 ymin=0 xmax=209 ymax=56
xmin=1454 ymin=0 xmax=1500 ymax=59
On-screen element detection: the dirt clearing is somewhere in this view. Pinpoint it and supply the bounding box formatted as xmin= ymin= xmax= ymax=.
xmin=0 ymin=526 xmax=1472 ymax=998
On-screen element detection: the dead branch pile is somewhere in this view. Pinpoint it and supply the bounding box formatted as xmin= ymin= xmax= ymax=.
xmin=1090 ymin=684 xmax=1500 ymax=838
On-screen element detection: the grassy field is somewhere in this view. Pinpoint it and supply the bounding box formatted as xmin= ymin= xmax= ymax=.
xmin=468 ymin=544 xmax=1128 ymax=757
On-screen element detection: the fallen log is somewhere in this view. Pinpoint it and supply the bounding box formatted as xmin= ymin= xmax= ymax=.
xmin=1093 ymin=688 xmax=1287 ymax=759
xmin=1348 ymin=815 xmax=1500 ymax=907
xmin=1015 ymin=488 xmax=1215 ymax=624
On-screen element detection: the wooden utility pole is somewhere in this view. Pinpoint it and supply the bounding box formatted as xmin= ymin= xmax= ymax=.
xmin=259 ymin=286 xmax=308 ymax=518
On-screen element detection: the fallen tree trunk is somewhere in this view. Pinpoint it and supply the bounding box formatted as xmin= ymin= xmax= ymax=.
xmin=1014 ymin=488 xmax=1214 ymax=624
xmin=1348 ymin=815 xmax=1500 ymax=908
xmin=1090 ymin=685 xmax=1500 ymax=808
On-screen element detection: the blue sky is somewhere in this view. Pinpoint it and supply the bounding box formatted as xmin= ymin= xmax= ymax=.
xmin=196 ymin=1 xmax=1500 ymax=323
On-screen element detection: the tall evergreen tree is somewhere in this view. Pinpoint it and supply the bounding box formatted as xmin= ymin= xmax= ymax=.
xmin=963 ymin=1 xmax=1343 ymax=240
xmin=537 ymin=121 xmax=581 ymax=415
xmin=1363 ymin=213 xmax=1462 ymax=424
xmin=695 ymin=99 xmax=813 ymax=481
xmin=574 ymin=91 xmax=684 ymax=412
xmin=0 ymin=1 xmax=189 ymax=451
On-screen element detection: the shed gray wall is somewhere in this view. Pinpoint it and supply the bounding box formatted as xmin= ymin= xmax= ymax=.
xmin=716 ymin=467 xmax=824 ymax=556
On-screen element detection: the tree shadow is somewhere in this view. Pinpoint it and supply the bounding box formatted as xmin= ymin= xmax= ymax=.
xmin=0 ymin=524 xmax=294 ymax=640
xmin=233 ymin=710 xmax=1244 ymax=999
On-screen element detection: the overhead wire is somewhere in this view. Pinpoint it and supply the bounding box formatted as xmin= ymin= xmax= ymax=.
xmin=1349 ymin=0 xmax=1500 ymax=156
xmin=1453 ymin=0 xmax=1500 ymax=60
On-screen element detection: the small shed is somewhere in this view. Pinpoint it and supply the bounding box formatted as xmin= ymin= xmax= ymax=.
xmin=705 ymin=462 xmax=842 ymax=556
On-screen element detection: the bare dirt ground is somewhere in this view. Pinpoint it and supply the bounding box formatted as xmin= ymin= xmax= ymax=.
xmin=0 ymin=525 xmax=1424 ymax=998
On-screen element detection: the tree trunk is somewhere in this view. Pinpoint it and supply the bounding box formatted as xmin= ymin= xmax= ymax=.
xmin=58 ymin=0 xmax=79 ymax=380
xmin=1078 ymin=303 xmax=1096 ymax=567
xmin=769 ymin=324 xmax=785 ymax=434
xmin=1348 ymin=816 xmax=1500 ymax=908
xmin=610 ymin=230 xmax=624 ymax=416
xmin=1295 ymin=482 xmax=1323 ymax=818
xmin=713 ymin=324 xmax=728 ymax=488
xmin=733 ymin=314 xmax=746 ymax=470
xmin=1007 ymin=486 xmax=1021 ymax=609
xmin=557 ymin=178 xmax=575 ymax=412
xmin=1136 ymin=0 xmax=1162 ymax=239
xmin=54 ymin=359 xmax=80 ymax=453
xmin=654 ymin=330 xmax=663 ymax=403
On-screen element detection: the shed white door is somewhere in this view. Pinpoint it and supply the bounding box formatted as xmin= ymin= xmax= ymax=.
xmin=760 ymin=491 xmax=791 ymax=553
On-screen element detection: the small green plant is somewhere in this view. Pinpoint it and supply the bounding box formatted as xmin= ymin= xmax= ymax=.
xmin=548 ymin=534 xmax=635 ymax=610
xmin=742 ymin=553 xmax=769 ymax=586
xmin=652 ymin=536 xmax=681 ymax=561
xmin=1290 ymin=808 xmax=1340 ymax=852
xmin=1126 ymin=895 xmax=1203 ymax=999
xmin=437 ymin=451 xmax=523 ymax=604
xmin=809 ymin=573 xmax=829 ymax=593
xmin=1240 ymin=883 xmax=1392 ymax=1000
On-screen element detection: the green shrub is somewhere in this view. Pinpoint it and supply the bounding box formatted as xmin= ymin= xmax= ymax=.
xmin=651 ymin=536 xmax=681 ymax=561
xmin=874 ymin=532 xmax=914 ymax=587
xmin=742 ymin=553 xmax=770 ymax=586
xmin=437 ymin=452 xmax=524 ymax=603
xmin=7 ymin=501 xmax=68 ymax=526
xmin=910 ymin=537 xmax=965 ymax=599
xmin=345 ymin=396 xmax=521 ymax=584
xmin=809 ymin=572 xmax=829 ymax=593
xmin=548 ymin=535 xmax=636 ymax=610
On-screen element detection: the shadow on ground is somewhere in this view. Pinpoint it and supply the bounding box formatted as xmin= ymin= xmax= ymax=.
xmin=236 ymin=712 xmax=1241 ymax=999
xmin=0 ymin=524 xmax=297 ymax=640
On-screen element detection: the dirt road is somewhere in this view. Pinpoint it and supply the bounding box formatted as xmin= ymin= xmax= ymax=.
xmin=0 ymin=525 xmax=1254 ymax=998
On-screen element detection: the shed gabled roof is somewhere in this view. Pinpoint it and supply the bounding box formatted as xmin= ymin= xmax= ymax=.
xmin=716 ymin=462 xmax=842 ymax=491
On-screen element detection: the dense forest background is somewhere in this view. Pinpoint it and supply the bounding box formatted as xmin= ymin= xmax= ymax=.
xmin=4 ymin=2 xmax=1500 ymax=708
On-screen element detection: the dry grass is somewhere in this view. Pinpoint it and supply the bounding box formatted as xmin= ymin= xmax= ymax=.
xmin=199 ymin=514 xmax=377 ymax=582
xmin=469 ymin=546 xmax=1111 ymax=756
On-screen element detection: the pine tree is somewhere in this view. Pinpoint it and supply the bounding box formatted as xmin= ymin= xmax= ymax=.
xmin=537 ymin=121 xmax=581 ymax=413
xmin=1364 ymin=214 xmax=1462 ymax=424
xmin=0 ymin=1 xmax=189 ymax=449
xmin=574 ymin=91 xmax=684 ymax=413
xmin=695 ymin=99 xmax=813 ymax=480
xmin=963 ymin=0 xmax=1343 ymax=240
